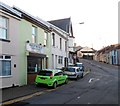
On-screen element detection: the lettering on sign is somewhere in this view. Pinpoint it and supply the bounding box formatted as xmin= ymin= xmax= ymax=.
xmin=26 ymin=43 xmax=44 ymax=54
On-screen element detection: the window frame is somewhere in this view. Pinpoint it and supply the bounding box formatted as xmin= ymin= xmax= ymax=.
xmin=32 ymin=26 xmax=37 ymax=43
xmin=44 ymin=32 xmax=48 ymax=46
xmin=52 ymin=33 xmax=55 ymax=46
xmin=0 ymin=55 xmax=11 ymax=77
xmin=58 ymin=56 xmax=63 ymax=64
xmin=60 ymin=38 xmax=62 ymax=50
xmin=0 ymin=16 xmax=8 ymax=40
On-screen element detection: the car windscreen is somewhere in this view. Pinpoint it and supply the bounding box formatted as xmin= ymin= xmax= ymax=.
xmin=76 ymin=64 xmax=82 ymax=67
xmin=67 ymin=68 xmax=75 ymax=72
xmin=38 ymin=71 xmax=52 ymax=76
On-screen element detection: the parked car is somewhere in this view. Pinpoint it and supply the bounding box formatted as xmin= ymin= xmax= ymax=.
xmin=75 ymin=62 xmax=84 ymax=71
xmin=35 ymin=69 xmax=68 ymax=89
xmin=64 ymin=67 xmax=84 ymax=80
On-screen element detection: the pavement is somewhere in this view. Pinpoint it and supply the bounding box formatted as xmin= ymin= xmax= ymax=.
xmin=1 ymin=69 xmax=90 ymax=106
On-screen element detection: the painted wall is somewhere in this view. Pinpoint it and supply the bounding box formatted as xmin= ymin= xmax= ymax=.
xmin=19 ymin=19 xmax=52 ymax=85
xmin=51 ymin=31 xmax=68 ymax=69
xmin=0 ymin=11 xmax=21 ymax=88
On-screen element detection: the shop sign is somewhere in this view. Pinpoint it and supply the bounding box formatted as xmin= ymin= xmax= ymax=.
xmin=26 ymin=43 xmax=44 ymax=54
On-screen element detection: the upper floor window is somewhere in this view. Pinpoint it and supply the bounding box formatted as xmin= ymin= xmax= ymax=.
xmin=32 ymin=26 xmax=37 ymax=43
xmin=65 ymin=41 xmax=67 ymax=52
xmin=44 ymin=32 xmax=48 ymax=46
xmin=52 ymin=33 xmax=55 ymax=46
xmin=0 ymin=16 xmax=8 ymax=39
xmin=60 ymin=38 xmax=62 ymax=50
xmin=0 ymin=55 xmax=11 ymax=76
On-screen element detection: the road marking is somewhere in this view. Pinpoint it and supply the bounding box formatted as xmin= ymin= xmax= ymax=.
xmin=1 ymin=71 xmax=91 ymax=106
xmin=2 ymin=91 xmax=44 ymax=106
xmin=88 ymin=78 xmax=94 ymax=83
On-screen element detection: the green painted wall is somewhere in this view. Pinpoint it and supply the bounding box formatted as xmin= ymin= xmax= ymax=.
xmin=19 ymin=19 xmax=52 ymax=86
xmin=19 ymin=19 xmax=31 ymax=85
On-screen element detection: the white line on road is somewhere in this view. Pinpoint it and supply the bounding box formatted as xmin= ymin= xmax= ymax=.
xmin=88 ymin=78 xmax=94 ymax=83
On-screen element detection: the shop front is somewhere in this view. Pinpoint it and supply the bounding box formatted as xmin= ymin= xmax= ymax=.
xmin=26 ymin=42 xmax=46 ymax=84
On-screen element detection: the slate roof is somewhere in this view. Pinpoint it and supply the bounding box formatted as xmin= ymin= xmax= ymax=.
xmin=48 ymin=18 xmax=74 ymax=37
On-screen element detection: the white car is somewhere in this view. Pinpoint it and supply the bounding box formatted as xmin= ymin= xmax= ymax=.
xmin=75 ymin=62 xmax=84 ymax=71
xmin=64 ymin=67 xmax=84 ymax=80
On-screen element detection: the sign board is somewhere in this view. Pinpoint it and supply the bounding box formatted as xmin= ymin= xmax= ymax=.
xmin=26 ymin=43 xmax=45 ymax=54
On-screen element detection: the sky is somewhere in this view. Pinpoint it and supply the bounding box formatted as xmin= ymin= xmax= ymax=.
xmin=0 ymin=0 xmax=119 ymax=50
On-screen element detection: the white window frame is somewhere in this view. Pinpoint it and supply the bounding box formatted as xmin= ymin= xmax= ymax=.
xmin=0 ymin=16 xmax=8 ymax=40
xmin=58 ymin=56 xmax=63 ymax=64
xmin=65 ymin=41 xmax=67 ymax=52
xmin=44 ymin=32 xmax=48 ymax=46
xmin=60 ymin=38 xmax=62 ymax=50
xmin=0 ymin=55 xmax=11 ymax=77
xmin=52 ymin=33 xmax=55 ymax=46
xmin=32 ymin=26 xmax=37 ymax=43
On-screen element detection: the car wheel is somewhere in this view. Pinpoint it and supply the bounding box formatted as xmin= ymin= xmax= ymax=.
xmin=53 ymin=82 xmax=57 ymax=89
xmin=76 ymin=76 xmax=79 ymax=80
xmin=65 ymin=78 xmax=68 ymax=84
xmin=81 ymin=73 xmax=83 ymax=78
xmin=36 ymin=83 xmax=40 ymax=87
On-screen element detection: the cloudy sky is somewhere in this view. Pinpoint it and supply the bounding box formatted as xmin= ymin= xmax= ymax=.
xmin=1 ymin=0 xmax=119 ymax=50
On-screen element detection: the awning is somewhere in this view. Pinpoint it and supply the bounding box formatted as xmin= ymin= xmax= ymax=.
xmin=28 ymin=52 xmax=46 ymax=58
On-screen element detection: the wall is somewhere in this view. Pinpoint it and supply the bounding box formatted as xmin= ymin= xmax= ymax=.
xmin=0 ymin=11 xmax=20 ymax=88
xmin=51 ymin=31 xmax=67 ymax=69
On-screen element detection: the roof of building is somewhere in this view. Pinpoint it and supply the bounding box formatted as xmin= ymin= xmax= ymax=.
xmin=48 ymin=18 xmax=74 ymax=37
xmin=97 ymin=44 xmax=120 ymax=54
xmin=13 ymin=6 xmax=51 ymax=30
xmin=0 ymin=2 xmax=21 ymax=17
xmin=80 ymin=46 xmax=96 ymax=52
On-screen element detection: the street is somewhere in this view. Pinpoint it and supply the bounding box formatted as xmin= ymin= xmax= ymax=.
xmin=9 ymin=59 xmax=118 ymax=105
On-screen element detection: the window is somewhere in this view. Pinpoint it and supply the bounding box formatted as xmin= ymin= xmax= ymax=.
xmin=60 ymin=38 xmax=62 ymax=49
xmin=38 ymin=71 xmax=52 ymax=76
xmin=0 ymin=16 xmax=8 ymax=39
xmin=44 ymin=32 xmax=48 ymax=46
xmin=55 ymin=72 xmax=63 ymax=76
xmin=0 ymin=55 xmax=11 ymax=76
xmin=52 ymin=33 xmax=55 ymax=46
xmin=65 ymin=41 xmax=67 ymax=51
xmin=32 ymin=26 xmax=37 ymax=43
xmin=77 ymin=68 xmax=80 ymax=72
xmin=58 ymin=56 xmax=63 ymax=64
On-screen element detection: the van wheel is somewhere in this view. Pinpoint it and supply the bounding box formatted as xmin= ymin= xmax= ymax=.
xmin=53 ymin=82 xmax=57 ymax=89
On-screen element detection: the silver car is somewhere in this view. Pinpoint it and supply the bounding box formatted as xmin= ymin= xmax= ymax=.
xmin=64 ymin=67 xmax=83 ymax=80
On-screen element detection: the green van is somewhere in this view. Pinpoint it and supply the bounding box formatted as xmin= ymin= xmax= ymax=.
xmin=35 ymin=69 xmax=68 ymax=89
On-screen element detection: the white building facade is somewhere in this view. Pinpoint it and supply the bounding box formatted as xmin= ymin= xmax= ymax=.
xmin=51 ymin=26 xmax=69 ymax=69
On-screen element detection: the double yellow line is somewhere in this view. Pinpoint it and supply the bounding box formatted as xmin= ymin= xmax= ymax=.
xmin=1 ymin=91 xmax=44 ymax=106
xmin=1 ymin=71 xmax=91 ymax=106
xmin=1 ymin=86 xmax=61 ymax=106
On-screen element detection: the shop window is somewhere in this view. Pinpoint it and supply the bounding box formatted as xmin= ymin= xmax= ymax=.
xmin=0 ymin=16 xmax=8 ymax=40
xmin=27 ymin=57 xmax=42 ymax=73
xmin=0 ymin=55 xmax=11 ymax=76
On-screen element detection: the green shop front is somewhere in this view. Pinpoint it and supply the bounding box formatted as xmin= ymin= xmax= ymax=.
xmin=26 ymin=42 xmax=47 ymax=84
